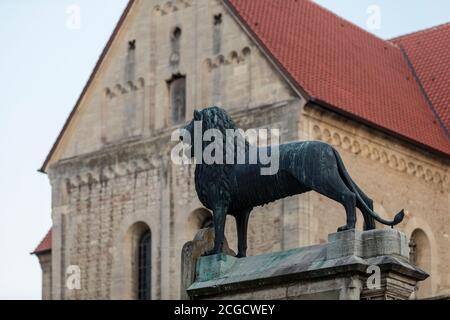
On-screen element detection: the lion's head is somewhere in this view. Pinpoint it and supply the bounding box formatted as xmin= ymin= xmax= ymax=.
xmin=181 ymin=107 xmax=239 ymax=158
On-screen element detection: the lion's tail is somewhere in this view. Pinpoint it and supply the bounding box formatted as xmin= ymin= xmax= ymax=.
xmin=332 ymin=148 xmax=405 ymax=227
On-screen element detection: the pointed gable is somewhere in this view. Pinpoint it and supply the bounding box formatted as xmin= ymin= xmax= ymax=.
xmin=40 ymin=0 xmax=296 ymax=173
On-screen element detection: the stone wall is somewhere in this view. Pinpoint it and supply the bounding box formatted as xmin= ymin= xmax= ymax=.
xmin=48 ymin=100 xmax=305 ymax=299
xmin=44 ymin=0 xmax=450 ymax=300
xmin=36 ymin=252 xmax=52 ymax=300
xmin=47 ymin=0 xmax=302 ymax=300
xmin=301 ymin=103 xmax=450 ymax=297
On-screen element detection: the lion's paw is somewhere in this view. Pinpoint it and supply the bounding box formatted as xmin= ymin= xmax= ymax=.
xmin=337 ymin=225 xmax=355 ymax=232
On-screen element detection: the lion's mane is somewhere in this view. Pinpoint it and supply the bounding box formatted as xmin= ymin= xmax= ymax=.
xmin=200 ymin=106 xmax=237 ymax=132
xmin=194 ymin=107 xmax=245 ymax=211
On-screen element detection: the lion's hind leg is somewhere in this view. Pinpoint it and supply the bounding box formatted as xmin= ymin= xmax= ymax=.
xmin=332 ymin=146 xmax=375 ymax=230
xmin=310 ymin=168 xmax=357 ymax=232
xmin=354 ymin=186 xmax=376 ymax=230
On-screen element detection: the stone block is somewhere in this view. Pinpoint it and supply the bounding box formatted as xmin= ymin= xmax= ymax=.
xmin=180 ymin=228 xmax=235 ymax=300
xmin=195 ymin=254 xmax=237 ymax=282
xmin=362 ymin=229 xmax=409 ymax=260
xmin=327 ymin=229 xmax=363 ymax=259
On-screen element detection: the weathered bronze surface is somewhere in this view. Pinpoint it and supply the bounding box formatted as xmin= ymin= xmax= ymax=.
xmin=181 ymin=107 xmax=405 ymax=258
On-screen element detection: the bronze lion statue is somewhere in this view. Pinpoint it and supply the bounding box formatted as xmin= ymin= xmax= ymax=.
xmin=180 ymin=107 xmax=405 ymax=258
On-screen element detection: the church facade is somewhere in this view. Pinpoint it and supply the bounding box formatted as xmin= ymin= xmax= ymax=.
xmin=33 ymin=0 xmax=450 ymax=300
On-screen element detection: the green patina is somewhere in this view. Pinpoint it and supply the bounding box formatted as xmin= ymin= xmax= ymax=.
xmin=187 ymin=230 xmax=427 ymax=299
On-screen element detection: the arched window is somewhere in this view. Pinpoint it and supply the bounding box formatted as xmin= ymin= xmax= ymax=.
xmin=138 ymin=231 xmax=151 ymax=300
xmin=409 ymin=229 xmax=431 ymax=298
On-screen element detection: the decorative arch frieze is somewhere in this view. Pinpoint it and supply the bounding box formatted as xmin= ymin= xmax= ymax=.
xmin=57 ymin=150 xmax=165 ymax=192
xmin=104 ymin=78 xmax=145 ymax=100
xmin=152 ymin=0 xmax=193 ymax=17
xmin=309 ymin=122 xmax=449 ymax=191
xmin=203 ymin=47 xmax=252 ymax=71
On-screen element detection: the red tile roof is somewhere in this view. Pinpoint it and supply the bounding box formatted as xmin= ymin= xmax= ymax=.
xmin=226 ymin=0 xmax=450 ymax=156
xmin=32 ymin=228 xmax=52 ymax=255
xmin=392 ymin=23 xmax=450 ymax=137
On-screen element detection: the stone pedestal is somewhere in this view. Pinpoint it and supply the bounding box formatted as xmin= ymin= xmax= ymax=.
xmin=182 ymin=229 xmax=428 ymax=300
xmin=180 ymin=228 xmax=235 ymax=300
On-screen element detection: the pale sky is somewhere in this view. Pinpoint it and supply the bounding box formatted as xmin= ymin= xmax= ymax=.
xmin=0 ymin=0 xmax=449 ymax=300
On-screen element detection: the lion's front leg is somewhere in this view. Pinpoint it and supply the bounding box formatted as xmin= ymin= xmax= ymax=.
xmin=234 ymin=209 xmax=252 ymax=258
xmin=203 ymin=206 xmax=228 ymax=256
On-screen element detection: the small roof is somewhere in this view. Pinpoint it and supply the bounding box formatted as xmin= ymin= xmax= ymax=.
xmin=32 ymin=228 xmax=52 ymax=255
